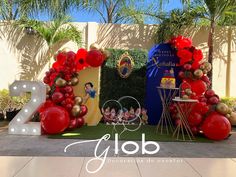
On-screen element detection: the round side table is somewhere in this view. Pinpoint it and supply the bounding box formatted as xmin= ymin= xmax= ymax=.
xmin=156 ymin=87 xmax=179 ymax=134
xmin=172 ymin=98 xmax=198 ymax=141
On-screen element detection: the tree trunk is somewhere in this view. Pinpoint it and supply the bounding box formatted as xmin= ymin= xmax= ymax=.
xmin=207 ymin=20 xmax=216 ymax=88
xmin=226 ymin=27 xmax=232 ymax=97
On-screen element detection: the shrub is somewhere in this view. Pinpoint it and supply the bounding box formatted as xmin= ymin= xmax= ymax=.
xmin=100 ymin=48 xmax=147 ymax=109
xmin=221 ymin=97 xmax=236 ymax=110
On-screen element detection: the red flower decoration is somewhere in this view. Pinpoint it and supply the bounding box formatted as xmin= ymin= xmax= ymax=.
xmin=75 ymin=48 xmax=89 ymax=71
xmin=177 ymin=49 xmax=193 ymax=65
xmin=170 ymin=36 xmax=192 ymax=49
xmin=193 ymin=49 xmax=203 ymax=62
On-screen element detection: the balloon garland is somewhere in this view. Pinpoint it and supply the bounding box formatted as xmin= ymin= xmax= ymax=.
xmin=39 ymin=44 xmax=109 ymax=134
xmin=169 ymin=36 xmax=232 ymax=141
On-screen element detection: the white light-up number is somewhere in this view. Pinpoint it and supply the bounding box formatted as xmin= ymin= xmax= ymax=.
xmin=9 ymin=81 xmax=46 ymax=135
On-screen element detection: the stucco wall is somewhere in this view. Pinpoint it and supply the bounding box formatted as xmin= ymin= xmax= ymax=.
xmin=0 ymin=22 xmax=235 ymax=97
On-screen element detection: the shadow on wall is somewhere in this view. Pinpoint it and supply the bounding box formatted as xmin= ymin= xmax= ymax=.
xmin=97 ymin=24 xmax=157 ymax=50
xmin=190 ymin=26 xmax=236 ymax=79
xmin=0 ymin=23 xmax=69 ymax=81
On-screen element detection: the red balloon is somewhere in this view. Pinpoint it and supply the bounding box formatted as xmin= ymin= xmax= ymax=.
xmin=205 ymin=89 xmax=215 ymax=98
xmin=77 ymin=117 xmax=85 ymax=128
xmin=86 ymin=50 xmax=104 ymax=67
xmin=64 ymin=86 xmax=73 ymax=93
xmin=202 ymin=112 xmax=231 ymax=140
xmin=38 ymin=100 xmax=55 ymax=113
xmin=65 ymin=103 xmax=73 ymax=111
xmin=52 ymin=62 xmax=61 ymax=71
xmin=52 ymin=92 xmax=64 ymax=104
xmin=67 ymin=51 xmax=76 ymax=60
xmin=79 ymin=105 xmax=88 ymax=117
xmin=188 ymin=112 xmax=203 ymax=126
xmin=191 ymin=126 xmax=199 ymax=135
xmin=56 ymin=52 xmax=67 ymax=65
xmin=186 ymin=79 xmax=207 ymax=96
xmin=208 ymin=96 xmax=220 ymax=105
xmin=193 ymin=102 xmax=209 ymax=115
xmin=68 ymin=118 xmax=78 ymax=130
xmin=40 ymin=106 xmax=70 ymax=134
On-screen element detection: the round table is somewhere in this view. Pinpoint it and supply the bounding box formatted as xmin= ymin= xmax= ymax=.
xmin=172 ymin=97 xmax=198 ymax=141
xmin=156 ymin=87 xmax=179 ymax=134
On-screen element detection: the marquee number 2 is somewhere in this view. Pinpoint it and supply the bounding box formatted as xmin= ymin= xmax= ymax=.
xmin=8 ymin=81 xmax=46 ymax=135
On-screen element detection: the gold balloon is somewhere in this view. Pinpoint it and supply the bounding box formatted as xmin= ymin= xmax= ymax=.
xmin=55 ymin=78 xmax=67 ymax=87
xmin=229 ymin=112 xmax=236 ymax=125
xmin=182 ymin=95 xmax=189 ymax=100
xmin=71 ymin=77 xmax=79 ymax=86
xmin=71 ymin=105 xmax=81 ymax=117
xmin=203 ymin=69 xmax=208 ymax=74
xmin=61 ymin=47 xmax=71 ymax=53
xmin=226 ymin=114 xmax=231 ymax=119
xmin=75 ymin=96 xmax=83 ymax=105
xmin=200 ymin=65 xmax=205 ymax=70
xmin=90 ymin=43 xmax=100 ymax=50
xmin=67 ymin=81 xmax=72 ymax=86
xmin=46 ymin=85 xmax=51 ymax=93
xmin=204 ymin=62 xmax=211 ymax=68
xmin=185 ymin=89 xmax=192 ymax=96
xmin=228 ymin=108 xmax=233 ymax=114
xmin=194 ymin=69 xmax=203 ymax=78
xmin=102 ymin=49 xmax=111 ymax=59
xmin=216 ymin=103 xmax=229 ymax=115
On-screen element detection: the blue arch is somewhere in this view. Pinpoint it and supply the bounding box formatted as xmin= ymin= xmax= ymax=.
xmin=145 ymin=43 xmax=181 ymax=125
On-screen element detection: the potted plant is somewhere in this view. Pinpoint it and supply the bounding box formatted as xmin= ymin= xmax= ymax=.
xmin=0 ymin=89 xmax=29 ymax=121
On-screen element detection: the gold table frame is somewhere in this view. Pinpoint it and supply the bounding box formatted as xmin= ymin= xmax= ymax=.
xmin=156 ymin=87 xmax=179 ymax=134
xmin=172 ymin=98 xmax=198 ymax=141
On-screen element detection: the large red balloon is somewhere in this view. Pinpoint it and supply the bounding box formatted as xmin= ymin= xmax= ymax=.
xmin=186 ymin=79 xmax=207 ymax=96
xmin=202 ymin=112 xmax=231 ymax=140
xmin=38 ymin=100 xmax=54 ymax=113
xmin=86 ymin=50 xmax=104 ymax=67
xmin=40 ymin=106 xmax=70 ymax=134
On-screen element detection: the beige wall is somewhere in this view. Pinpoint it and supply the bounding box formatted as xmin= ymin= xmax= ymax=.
xmin=0 ymin=22 xmax=235 ymax=97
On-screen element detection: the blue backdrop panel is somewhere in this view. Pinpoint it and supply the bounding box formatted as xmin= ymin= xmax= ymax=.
xmin=145 ymin=43 xmax=181 ymax=125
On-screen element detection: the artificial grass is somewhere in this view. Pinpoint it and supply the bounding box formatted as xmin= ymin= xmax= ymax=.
xmin=48 ymin=123 xmax=213 ymax=143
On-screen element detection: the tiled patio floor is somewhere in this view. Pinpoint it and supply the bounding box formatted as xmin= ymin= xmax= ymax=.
xmin=0 ymin=156 xmax=236 ymax=177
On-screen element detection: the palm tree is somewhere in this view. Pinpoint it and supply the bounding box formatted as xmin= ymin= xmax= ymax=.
xmin=17 ymin=16 xmax=82 ymax=68
xmin=218 ymin=7 xmax=236 ymax=96
xmin=0 ymin=0 xmax=19 ymax=21
xmin=188 ymin=0 xmax=236 ymax=82
xmin=154 ymin=8 xmax=199 ymax=43
xmin=78 ymin=0 xmax=144 ymax=23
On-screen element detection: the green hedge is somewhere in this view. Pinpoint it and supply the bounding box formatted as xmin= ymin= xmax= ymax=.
xmin=100 ymin=48 xmax=148 ymax=109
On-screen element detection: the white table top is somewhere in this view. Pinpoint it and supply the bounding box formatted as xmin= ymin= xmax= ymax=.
xmin=172 ymin=97 xmax=198 ymax=103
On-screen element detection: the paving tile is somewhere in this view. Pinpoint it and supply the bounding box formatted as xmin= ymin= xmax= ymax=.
xmin=185 ymin=158 xmax=236 ymax=177
xmin=231 ymin=158 xmax=236 ymax=163
xmin=0 ymin=156 xmax=32 ymax=177
xmin=15 ymin=157 xmax=84 ymax=177
xmin=79 ymin=157 xmax=140 ymax=177
xmin=136 ymin=158 xmax=200 ymax=177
